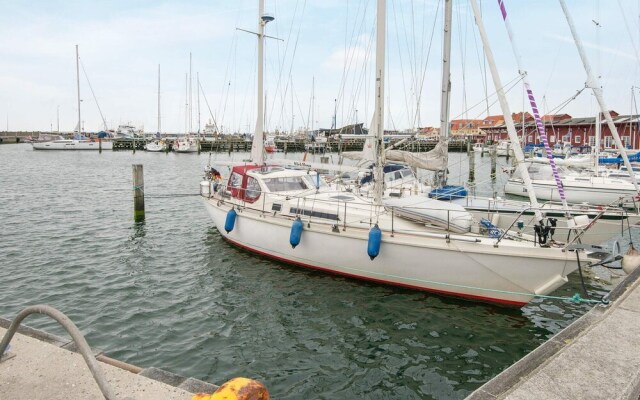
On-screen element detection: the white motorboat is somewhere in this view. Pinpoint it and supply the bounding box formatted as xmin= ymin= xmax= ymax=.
xmin=174 ymin=136 xmax=199 ymax=153
xmin=32 ymin=139 xmax=113 ymax=151
xmin=145 ymin=139 xmax=167 ymax=152
xmin=200 ymin=0 xmax=597 ymax=307
xmin=473 ymin=142 xmax=489 ymax=154
xmin=496 ymin=140 xmax=514 ymax=157
xmin=504 ymin=163 xmax=638 ymax=207
xmin=450 ymin=196 xmax=640 ymax=245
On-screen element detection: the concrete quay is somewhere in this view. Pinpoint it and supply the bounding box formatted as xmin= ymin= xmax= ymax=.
xmin=467 ymin=266 xmax=640 ymax=400
xmin=0 ymin=318 xmax=218 ymax=399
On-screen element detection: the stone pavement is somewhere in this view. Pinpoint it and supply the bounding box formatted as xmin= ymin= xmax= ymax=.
xmin=467 ymin=266 xmax=640 ymax=400
xmin=0 ymin=320 xmax=218 ymax=399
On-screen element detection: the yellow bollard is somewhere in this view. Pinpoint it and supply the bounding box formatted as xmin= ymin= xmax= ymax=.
xmin=193 ymin=377 xmax=270 ymax=400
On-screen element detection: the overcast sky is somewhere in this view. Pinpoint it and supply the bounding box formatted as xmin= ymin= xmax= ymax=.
xmin=1 ymin=0 xmax=639 ymax=133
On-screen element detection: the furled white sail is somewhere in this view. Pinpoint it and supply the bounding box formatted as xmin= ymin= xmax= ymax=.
xmin=341 ymin=140 xmax=447 ymax=172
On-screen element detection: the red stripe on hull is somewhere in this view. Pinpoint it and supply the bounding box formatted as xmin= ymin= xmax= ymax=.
xmin=223 ymin=236 xmax=528 ymax=308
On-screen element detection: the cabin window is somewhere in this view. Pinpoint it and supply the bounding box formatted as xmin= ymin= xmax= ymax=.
xmin=245 ymin=177 xmax=261 ymax=201
xmin=263 ymin=177 xmax=309 ymax=192
xmin=401 ymin=169 xmax=413 ymax=178
xmin=229 ymin=172 xmax=243 ymax=187
xmin=302 ymin=174 xmax=327 ymax=188
xmin=574 ymin=135 xmax=581 ymax=144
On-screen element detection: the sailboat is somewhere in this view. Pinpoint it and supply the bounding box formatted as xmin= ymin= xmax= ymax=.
xmin=174 ymin=57 xmax=199 ymax=153
xmin=33 ymin=45 xmax=113 ymax=151
xmin=200 ymin=0 xmax=600 ymax=307
xmin=505 ymin=0 xmax=640 ymax=211
xmin=146 ymin=65 xmax=168 ymax=152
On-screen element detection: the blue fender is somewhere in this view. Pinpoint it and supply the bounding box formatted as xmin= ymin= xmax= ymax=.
xmin=368 ymin=224 xmax=382 ymax=260
xmin=224 ymin=208 xmax=237 ymax=233
xmin=290 ymin=217 xmax=304 ymax=248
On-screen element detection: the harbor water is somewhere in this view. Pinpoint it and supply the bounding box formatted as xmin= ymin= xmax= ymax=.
xmin=0 ymin=144 xmax=621 ymax=399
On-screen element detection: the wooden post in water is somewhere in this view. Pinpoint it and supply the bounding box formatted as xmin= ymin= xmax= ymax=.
xmin=490 ymin=145 xmax=497 ymax=181
xmin=132 ymin=164 xmax=145 ymax=222
xmin=468 ymin=146 xmax=475 ymax=184
xmin=481 ymin=141 xmax=485 ymax=158
xmin=98 ymin=137 xmax=102 ymax=153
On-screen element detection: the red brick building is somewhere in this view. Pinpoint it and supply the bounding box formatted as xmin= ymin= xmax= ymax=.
xmin=479 ymin=111 xmax=640 ymax=149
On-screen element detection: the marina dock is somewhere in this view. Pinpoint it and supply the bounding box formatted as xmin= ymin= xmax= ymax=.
xmin=0 ymin=318 xmax=219 ymax=399
xmin=467 ymin=266 xmax=640 ymax=400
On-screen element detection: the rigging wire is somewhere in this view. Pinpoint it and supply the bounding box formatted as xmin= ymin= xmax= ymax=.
xmin=78 ymin=58 xmax=108 ymax=131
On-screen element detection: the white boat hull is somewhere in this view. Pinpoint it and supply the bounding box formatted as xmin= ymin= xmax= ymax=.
xmin=32 ymin=140 xmax=113 ymax=150
xmin=203 ymin=197 xmax=581 ymax=307
xmin=145 ymin=142 xmax=167 ymax=152
xmin=453 ymin=196 xmax=640 ymax=245
xmin=505 ymin=178 xmax=638 ymax=207
xmin=174 ymin=139 xmax=199 ymax=153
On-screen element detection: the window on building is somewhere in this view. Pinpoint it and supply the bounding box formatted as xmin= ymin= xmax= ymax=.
xmin=550 ymin=135 xmax=555 ymax=143
xmin=588 ymin=136 xmax=595 ymax=146
xmin=604 ymin=136 xmax=613 ymax=148
xmin=527 ymin=135 xmax=532 ymax=143
xmin=562 ymin=134 xmax=571 ymax=143
xmin=623 ymin=136 xmax=631 ymax=148
xmin=574 ymin=135 xmax=581 ymax=144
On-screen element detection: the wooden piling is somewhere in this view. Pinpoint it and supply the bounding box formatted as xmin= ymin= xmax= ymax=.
xmin=132 ymin=164 xmax=145 ymax=222
xmin=481 ymin=141 xmax=485 ymax=158
xmin=468 ymin=146 xmax=475 ymax=184
xmin=490 ymin=146 xmax=497 ymax=181
xmin=98 ymin=138 xmax=102 ymax=153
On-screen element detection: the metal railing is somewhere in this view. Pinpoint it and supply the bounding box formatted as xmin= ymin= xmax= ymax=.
xmin=204 ymin=178 xmax=631 ymax=247
xmin=0 ymin=305 xmax=116 ymax=399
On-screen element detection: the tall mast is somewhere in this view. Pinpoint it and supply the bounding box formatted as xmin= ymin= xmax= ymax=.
xmin=496 ymin=0 xmax=569 ymax=211
xmin=250 ymin=0 xmax=272 ymax=165
xmin=197 ymin=72 xmax=201 ymax=135
xmin=371 ymin=0 xmax=386 ymax=207
xmin=184 ymin=73 xmax=188 ymax=135
xmin=189 ymin=52 xmax=192 ymax=134
xmin=311 ymin=76 xmax=315 ymax=131
xmin=157 ymin=64 xmax=161 ymax=135
xmin=558 ymin=0 xmax=640 ymax=193
xmin=470 ymin=0 xmax=543 ymax=222
xmin=76 ymin=45 xmax=81 ymax=135
xmin=436 ymin=0 xmax=453 ymax=186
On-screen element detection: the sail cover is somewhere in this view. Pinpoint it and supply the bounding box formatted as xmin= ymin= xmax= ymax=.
xmin=342 ymin=140 xmax=447 ymax=172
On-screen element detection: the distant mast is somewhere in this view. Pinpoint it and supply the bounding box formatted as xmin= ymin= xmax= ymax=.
xmin=157 ymin=64 xmax=161 ymax=136
xmin=75 ymin=44 xmax=81 ymax=135
xmin=189 ymin=52 xmax=192 ymax=134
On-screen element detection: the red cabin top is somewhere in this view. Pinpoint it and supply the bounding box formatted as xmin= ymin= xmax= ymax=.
xmin=227 ymin=165 xmax=262 ymax=203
